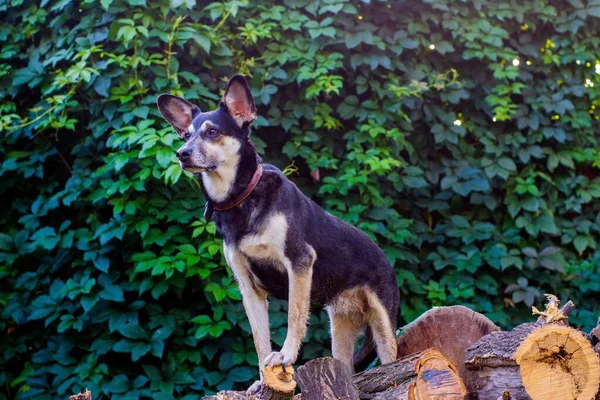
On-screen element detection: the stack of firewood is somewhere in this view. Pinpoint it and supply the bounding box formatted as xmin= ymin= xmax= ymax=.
xmin=198 ymin=295 xmax=600 ymax=400
xmin=69 ymin=295 xmax=600 ymax=400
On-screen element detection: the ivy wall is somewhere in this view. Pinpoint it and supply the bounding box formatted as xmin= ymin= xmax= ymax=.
xmin=1 ymin=0 xmax=599 ymax=398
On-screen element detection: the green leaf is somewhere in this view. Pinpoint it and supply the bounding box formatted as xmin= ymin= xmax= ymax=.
xmin=119 ymin=324 xmax=148 ymax=340
xmin=113 ymin=340 xmax=136 ymax=353
xmin=95 ymin=256 xmax=110 ymax=273
xmin=498 ymin=158 xmax=516 ymax=171
xmin=99 ymin=283 xmax=124 ymax=301
xmin=13 ymin=67 xmax=38 ymax=86
xmin=131 ymin=343 xmax=151 ymax=361
xmin=573 ymin=236 xmax=588 ymax=253
xmin=449 ymin=215 xmax=470 ymax=229
xmin=156 ymin=148 xmax=175 ymax=168
xmin=588 ymin=6 xmax=600 ymax=17
xmin=105 ymin=375 xmax=129 ymax=394
xmin=195 ymin=325 xmax=211 ymax=339
xmin=345 ymin=31 xmax=372 ymax=49
xmin=537 ymin=214 xmax=558 ymax=235
xmin=193 ymin=33 xmax=212 ymax=53
xmin=142 ymin=365 xmax=163 ymax=381
xmin=434 ymin=41 xmax=455 ymax=54
xmin=191 ymin=315 xmax=211 ymax=324
xmin=94 ymin=76 xmax=111 ymax=97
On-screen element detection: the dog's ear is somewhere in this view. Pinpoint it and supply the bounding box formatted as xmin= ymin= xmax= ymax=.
xmin=156 ymin=94 xmax=200 ymax=135
xmin=221 ymin=75 xmax=257 ymax=129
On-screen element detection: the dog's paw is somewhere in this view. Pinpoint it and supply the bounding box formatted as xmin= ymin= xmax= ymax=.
xmin=263 ymin=351 xmax=295 ymax=369
xmin=246 ymin=380 xmax=262 ymax=394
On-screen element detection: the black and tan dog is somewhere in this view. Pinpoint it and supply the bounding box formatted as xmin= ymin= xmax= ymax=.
xmin=157 ymin=75 xmax=399 ymax=390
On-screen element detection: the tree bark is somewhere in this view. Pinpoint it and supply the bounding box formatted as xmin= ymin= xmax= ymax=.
xmin=464 ymin=322 xmax=541 ymax=400
xmin=354 ymin=349 xmax=466 ymax=400
xmin=589 ymin=317 xmax=600 ymax=347
xmin=295 ymin=357 xmax=359 ymax=400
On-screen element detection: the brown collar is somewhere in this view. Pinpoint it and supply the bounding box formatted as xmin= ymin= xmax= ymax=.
xmin=204 ymin=164 xmax=263 ymax=221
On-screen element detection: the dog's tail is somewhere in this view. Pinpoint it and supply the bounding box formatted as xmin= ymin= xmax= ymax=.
xmin=353 ymin=327 xmax=377 ymax=371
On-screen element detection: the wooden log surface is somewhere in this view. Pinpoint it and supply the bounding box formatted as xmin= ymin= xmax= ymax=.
xmin=396 ymin=305 xmax=500 ymax=386
xmin=463 ymin=296 xmax=584 ymax=400
xmin=197 ymin=300 xmax=598 ymax=400
xmin=514 ymin=324 xmax=600 ymax=400
xmin=69 ymin=390 xmax=92 ymax=400
xmin=295 ymin=357 xmax=359 ymax=400
xmin=464 ymin=322 xmax=542 ymax=399
xmin=409 ymin=351 xmax=467 ymax=400
xmin=201 ymin=351 xmax=466 ymax=400
xmin=69 ymin=303 xmax=599 ymax=400
xmin=354 ymin=349 xmax=466 ymax=400
xmin=353 ymin=351 xmax=423 ymax=397
xmin=202 ymin=365 xmax=295 ymax=400
xmin=590 ymin=317 xmax=600 ymax=344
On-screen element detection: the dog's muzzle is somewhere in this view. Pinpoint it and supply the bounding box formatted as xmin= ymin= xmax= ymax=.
xmin=176 ymin=150 xmax=216 ymax=172
xmin=176 ymin=148 xmax=191 ymax=161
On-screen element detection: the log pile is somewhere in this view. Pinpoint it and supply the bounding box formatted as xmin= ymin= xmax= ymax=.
xmin=464 ymin=295 xmax=599 ymax=400
xmin=70 ymin=295 xmax=600 ymax=400
xmin=201 ymin=350 xmax=466 ymax=400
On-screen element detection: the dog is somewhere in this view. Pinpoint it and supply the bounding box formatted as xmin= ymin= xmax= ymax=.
xmin=157 ymin=75 xmax=399 ymax=390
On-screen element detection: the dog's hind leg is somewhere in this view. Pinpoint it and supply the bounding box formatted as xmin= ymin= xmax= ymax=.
xmin=365 ymin=290 xmax=397 ymax=364
xmin=327 ymin=308 xmax=364 ymax=374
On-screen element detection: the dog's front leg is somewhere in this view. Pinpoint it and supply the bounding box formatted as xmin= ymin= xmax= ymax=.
xmin=224 ymin=245 xmax=271 ymax=370
xmin=264 ymin=250 xmax=315 ymax=368
xmin=239 ymin=280 xmax=270 ymax=394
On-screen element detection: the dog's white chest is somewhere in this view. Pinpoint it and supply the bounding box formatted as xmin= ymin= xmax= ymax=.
xmin=238 ymin=212 xmax=291 ymax=272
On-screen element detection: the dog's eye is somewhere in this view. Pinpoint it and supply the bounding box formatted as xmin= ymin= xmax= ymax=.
xmin=183 ymin=132 xmax=191 ymax=140
xmin=207 ymin=128 xmax=220 ymax=138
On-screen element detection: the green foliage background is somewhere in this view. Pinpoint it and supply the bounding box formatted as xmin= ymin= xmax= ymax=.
xmin=1 ymin=0 xmax=600 ymax=398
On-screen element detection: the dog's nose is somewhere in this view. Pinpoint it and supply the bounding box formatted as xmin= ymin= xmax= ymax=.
xmin=176 ymin=149 xmax=190 ymax=160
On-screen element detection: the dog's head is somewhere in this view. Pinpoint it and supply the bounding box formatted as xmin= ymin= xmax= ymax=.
xmin=156 ymin=75 xmax=257 ymax=173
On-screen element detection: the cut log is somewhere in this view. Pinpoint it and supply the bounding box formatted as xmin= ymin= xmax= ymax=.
xmin=201 ymin=365 xmax=295 ymax=400
xmin=69 ymin=390 xmax=92 ymax=400
xmin=295 ymin=357 xmax=359 ymax=400
xmin=464 ymin=322 xmax=542 ymax=399
xmin=409 ymin=351 xmax=468 ymax=400
xmin=354 ymin=349 xmax=466 ymax=399
xmin=263 ymin=365 xmax=296 ymax=395
xmin=514 ymin=324 xmax=600 ymax=400
xmin=396 ymin=305 xmax=500 ymax=386
xmin=464 ymin=295 xmax=579 ymax=400
xmin=202 ymin=391 xmax=249 ymax=400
